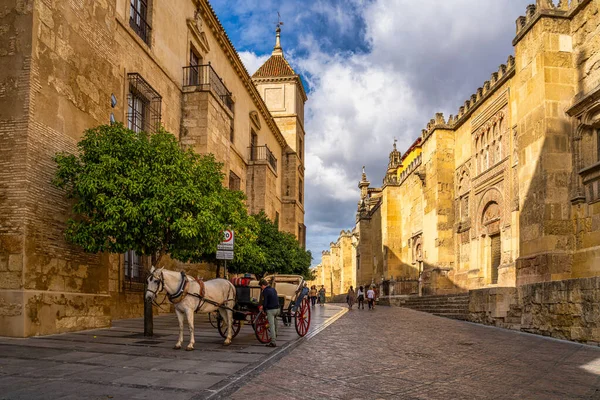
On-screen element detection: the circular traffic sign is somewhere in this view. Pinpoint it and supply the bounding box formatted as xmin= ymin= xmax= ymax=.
xmin=223 ymin=230 xmax=233 ymax=242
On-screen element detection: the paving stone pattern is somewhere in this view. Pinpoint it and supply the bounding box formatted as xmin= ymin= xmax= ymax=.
xmin=231 ymin=306 xmax=600 ymax=400
xmin=0 ymin=305 xmax=342 ymax=400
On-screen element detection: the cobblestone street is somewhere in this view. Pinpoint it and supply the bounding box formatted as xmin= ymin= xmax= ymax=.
xmin=231 ymin=306 xmax=600 ymax=400
xmin=0 ymin=305 xmax=343 ymax=399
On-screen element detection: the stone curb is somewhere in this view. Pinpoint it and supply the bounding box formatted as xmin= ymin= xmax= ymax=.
xmin=192 ymin=305 xmax=348 ymax=400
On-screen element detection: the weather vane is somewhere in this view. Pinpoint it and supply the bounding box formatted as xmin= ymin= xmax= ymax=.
xmin=276 ymin=11 xmax=284 ymax=31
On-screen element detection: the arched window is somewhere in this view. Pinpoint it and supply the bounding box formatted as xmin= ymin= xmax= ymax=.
xmin=497 ymin=140 xmax=502 ymax=160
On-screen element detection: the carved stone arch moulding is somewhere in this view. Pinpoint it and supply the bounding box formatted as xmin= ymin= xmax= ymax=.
xmin=477 ymin=187 xmax=504 ymax=236
xmin=411 ymin=233 xmax=423 ymax=265
xmin=570 ymin=100 xmax=600 ymax=204
xmin=249 ymin=110 xmax=261 ymax=130
xmin=455 ymin=160 xmax=472 ymax=196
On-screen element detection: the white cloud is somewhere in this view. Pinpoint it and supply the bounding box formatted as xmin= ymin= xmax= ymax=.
xmin=238 ymin=51 xmax=270 ymax=75
xmin=225 ymin=0 xmax=532 ymax=264
xmin=305 ymin=153 xmax=358 ymax=202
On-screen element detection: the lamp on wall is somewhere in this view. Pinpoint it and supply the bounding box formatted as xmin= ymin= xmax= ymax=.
xmin=110 ymin=93 xmax=117 ymax=125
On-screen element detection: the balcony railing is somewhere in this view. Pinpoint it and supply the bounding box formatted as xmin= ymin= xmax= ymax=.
xmin=183 ymin=64 xmax=234 ymax=112
xmin=249 ymin=145 xmax=277 ymax=171
xmin=129 ymin=5 xmax=151 ymax=45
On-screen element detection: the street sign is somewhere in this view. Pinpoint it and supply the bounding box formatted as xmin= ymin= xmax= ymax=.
xmin=217 ymin=229 xmax=234 ymax=251
xmin=216 ymin=250 xmax=234 ymax=260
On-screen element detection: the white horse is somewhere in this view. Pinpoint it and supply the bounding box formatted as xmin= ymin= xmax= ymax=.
xmin=145 ymin=266 xmax=236 ymax=350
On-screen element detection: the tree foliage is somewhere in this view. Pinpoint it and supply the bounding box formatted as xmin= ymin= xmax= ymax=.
xmin=53 ymin=123 xmax=250 ymax=263
xmin=229 ymin=211 xmax=312 ymax=278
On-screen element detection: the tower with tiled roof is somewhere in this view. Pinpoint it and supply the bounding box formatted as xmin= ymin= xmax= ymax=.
xmin=253 ymin=24 xmax=308 ymax=248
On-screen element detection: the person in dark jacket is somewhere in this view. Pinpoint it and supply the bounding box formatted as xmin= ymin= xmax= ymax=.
xmin=259 ymin=278 xmax=280 ymax=347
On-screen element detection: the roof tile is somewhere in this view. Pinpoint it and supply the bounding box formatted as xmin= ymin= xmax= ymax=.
xmin=252 ymin=55 xmax=296 ymax=78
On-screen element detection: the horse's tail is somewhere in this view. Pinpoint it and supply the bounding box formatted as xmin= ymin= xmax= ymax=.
xmin=227 ymin=279 xmax=236 ymax=306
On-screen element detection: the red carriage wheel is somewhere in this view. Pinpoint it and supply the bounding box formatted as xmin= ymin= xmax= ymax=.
xmin=254 ymin=312 xmax=271 ymax=343
xmin=294 ymin=297 xmax=311 ymax=337
xmin=217 ymin=315 xmax=241 ymax=339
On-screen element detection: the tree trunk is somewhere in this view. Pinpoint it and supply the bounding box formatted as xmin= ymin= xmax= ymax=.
xmin=144 ymin=251 xmax=164 ymax=337
xmin=144 ymin=295 xmax=153 ymax=337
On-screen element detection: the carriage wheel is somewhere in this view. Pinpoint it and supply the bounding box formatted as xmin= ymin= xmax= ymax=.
xmin=217 ymin=314 xmax=241 ymax=339
xmin=208 ymin=311 xmax=220 ymax=329
xmin=294 ymin=298 xmax=311 ymax=337
xmin=254 ymin=312 xmax=271 ymax=344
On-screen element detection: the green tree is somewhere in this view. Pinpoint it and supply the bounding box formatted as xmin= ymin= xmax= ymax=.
xmin=229 ymin=211 xmax=312 ymax=279
xmin=53 ymin=123 xmax=247 ymax=264
xmin=53 ymin=123 xmax=254 ymax=335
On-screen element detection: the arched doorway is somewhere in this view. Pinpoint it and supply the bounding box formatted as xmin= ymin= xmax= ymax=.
xmin=481 ymin=201 xmax=501 ymax=284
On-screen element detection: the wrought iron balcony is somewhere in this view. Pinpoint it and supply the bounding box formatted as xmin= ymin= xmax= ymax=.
xmin=249 ymin=145 xmax=277 ymax=171
xmin=183 ymin=64 xmax=234 ymax=112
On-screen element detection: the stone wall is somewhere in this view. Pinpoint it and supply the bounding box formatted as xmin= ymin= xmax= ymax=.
xmin=0 ymin=0 xmax=304 ymax=337
xmin=519 ymin=277 xmax=600 ymax=343
xmin=0 ymin=0 xmax=33 ymax=335
xmin=469 ymin=276 xmax=600 ymax=345
xmin=469 ymin=287 xmax=519 ymax=326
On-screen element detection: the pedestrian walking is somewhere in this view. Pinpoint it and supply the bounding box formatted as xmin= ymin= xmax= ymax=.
xmin=367 ymin=286 xmax=375 ymax=310
xmin=357 ymin=285 xmax=365 ymax=309
xmin=346 ymin=286 xmax=356 ymax=309
xmin=318 ymin=285 xmax=326 ymax=306
xmin=259 ymin=278 xmax=280 ymax=347
xmin=373 ymin=286 xmax=378 ymax=310
xmin=309 ymin=285 xmax=318 ymax=307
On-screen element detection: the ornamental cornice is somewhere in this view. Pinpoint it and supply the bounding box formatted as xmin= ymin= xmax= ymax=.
xmin=473 ymin=110 xmax=506 ymax=140
xmin=252 ymin=75 xmax=308 ymax=102
xmin=197 ymin=0 xmax=288 ymax=149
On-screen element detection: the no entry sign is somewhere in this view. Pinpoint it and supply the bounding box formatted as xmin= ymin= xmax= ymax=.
xmin=217 ymin=229 xmax=234 ymax=251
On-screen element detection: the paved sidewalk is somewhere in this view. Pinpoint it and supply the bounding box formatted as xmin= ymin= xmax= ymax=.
xmin=0 ymin=304 xmax=344 ymax=400
xmin=231 ymin=306 xmax=600 ymax=400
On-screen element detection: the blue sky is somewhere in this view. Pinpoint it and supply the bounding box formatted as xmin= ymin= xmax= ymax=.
xmin=210 ymin=0 xmax=531 ymax=266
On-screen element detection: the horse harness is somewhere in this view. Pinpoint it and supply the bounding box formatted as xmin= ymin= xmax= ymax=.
xmin=152 ymin=271 xmax=235 ymax=313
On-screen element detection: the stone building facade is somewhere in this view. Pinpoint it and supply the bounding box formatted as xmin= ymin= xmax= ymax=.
xmin=0 ymin=0 xmax=306 ymax=337
xmin=317 ymin=0 xmax=600 ymax=343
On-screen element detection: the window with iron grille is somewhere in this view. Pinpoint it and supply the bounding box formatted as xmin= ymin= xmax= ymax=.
xmin=123 ymin=250 xmax=145 ymax=291
xmin=229 ymin=171 xmax=240 ymax=191
xmin=127 ymin=73 xmax=162 ymax=133
xmin=129 ymin=0 xmax=151 ymax=45
xmin=299 ymin=137 xmax=303 ymax=161
xmin=299 ymin=178 xmax=303 ymax=204
xmin=230 ymin=117 xmax=234 ymax=142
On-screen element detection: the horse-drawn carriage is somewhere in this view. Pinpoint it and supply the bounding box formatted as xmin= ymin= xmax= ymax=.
xmin=145 ymin=267 xmax=311 ymax=350
xmin=210 ymin=274 xmax=311 ymax=343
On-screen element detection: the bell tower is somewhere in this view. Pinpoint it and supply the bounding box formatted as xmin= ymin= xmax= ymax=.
xmin=252 ymin=22 xmax=308 ymax=246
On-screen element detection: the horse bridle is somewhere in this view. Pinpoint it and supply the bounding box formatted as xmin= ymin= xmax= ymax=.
xmin=146 ymin=270 xmax=166 ymax=308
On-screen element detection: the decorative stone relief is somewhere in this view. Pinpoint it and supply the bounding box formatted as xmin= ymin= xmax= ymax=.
xmin=473 ymin=109 xmax=507 ymax=176
xmin=187 ymin=9 xmax=210 ymax=54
